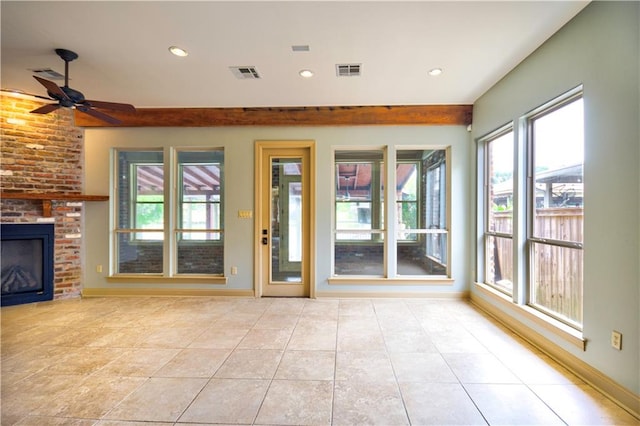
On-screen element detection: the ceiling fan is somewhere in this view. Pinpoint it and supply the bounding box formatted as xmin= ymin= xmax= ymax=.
xmin=31 ymin=48 xmax=135 ymax=124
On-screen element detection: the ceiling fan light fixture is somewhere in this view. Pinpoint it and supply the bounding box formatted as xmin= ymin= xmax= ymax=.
xmin=428 ymin=68 xmax=443 ymax=76
xmin=299 ymin=69 xmax=314 ymax=78
xmin=169 ymin=46 xmax=188 ymax=57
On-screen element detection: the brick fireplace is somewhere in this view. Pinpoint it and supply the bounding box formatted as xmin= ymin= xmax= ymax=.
xmin=1 ymin=94 xmax=86 ymax=300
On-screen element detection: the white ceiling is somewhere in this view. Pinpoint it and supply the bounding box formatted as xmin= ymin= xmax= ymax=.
xmin=1 ymin=1 xmax=589 ymax=109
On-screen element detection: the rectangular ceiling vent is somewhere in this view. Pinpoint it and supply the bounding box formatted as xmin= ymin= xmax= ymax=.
xmin=230 ymin=66 xmax=261 ymax=80
xmin=30 ymin=68 xmax=65 ymax=80
xmin=336 ymin=64 xmax=361 ymax=77
xmin=291 ymin=45 xmax=310 ymax=52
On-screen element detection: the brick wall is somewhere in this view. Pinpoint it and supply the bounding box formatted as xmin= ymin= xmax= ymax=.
xmin=1 ymin=94 xmax=85 ymax=299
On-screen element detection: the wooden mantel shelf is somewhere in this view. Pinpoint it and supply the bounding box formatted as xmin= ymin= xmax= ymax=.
xmin=1 ymin=192 xmax=109 ymax=217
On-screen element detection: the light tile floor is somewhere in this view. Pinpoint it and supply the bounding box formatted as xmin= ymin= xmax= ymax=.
xmin=1 ymin=297 xmax=638 ymax=425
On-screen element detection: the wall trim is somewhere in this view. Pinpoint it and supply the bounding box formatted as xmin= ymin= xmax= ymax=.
xmin=105 ymin=276 xmax=228 ymax=285
xmin=82 ymin=288 xmax=254 ymax=298
xmin=328 ymin=277 xmax=454 ymax=286
xmin=316 ymin=290 xmax=468 ymax=299
xmin=471 ymin=290 xmax=640 ymax=420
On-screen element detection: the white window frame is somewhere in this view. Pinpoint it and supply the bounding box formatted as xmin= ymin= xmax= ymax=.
xmin=112 ymin=147 xmax=225 ymax=277
xmin=525 ymin=87 xmax=584 ymax=330
xmin=475 ymin=88 xmax=585 ymax=348
xmin=480 ymin=125 xmax=515 ymax=295
xmin=330 ymin=145 xmax=451 ymax=281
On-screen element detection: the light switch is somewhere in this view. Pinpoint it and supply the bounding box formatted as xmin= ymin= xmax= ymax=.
xmin=238 ymin=210 xmax=253 ymax=219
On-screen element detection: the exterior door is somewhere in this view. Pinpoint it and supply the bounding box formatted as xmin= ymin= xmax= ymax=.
xmin=255 ymin=141 xmax=315 ymax=297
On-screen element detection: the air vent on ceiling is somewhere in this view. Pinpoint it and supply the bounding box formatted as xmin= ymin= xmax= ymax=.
xmin=230 ymin=66 xmax=261 ymax=80
xmin=292 ymin=45 xmax=310 ymax=52
xmin=30 ymin=68 xmax=65 ymax=80
xmin=336 ymin=63 xmax=361 ymax=77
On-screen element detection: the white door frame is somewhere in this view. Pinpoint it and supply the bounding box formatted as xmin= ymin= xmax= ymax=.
xmin=254 ymin=140 xmax=316 ymax=298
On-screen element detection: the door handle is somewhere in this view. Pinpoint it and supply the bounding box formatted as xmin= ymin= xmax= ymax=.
xmin=261 ymin=237 xmax=268 ymax=245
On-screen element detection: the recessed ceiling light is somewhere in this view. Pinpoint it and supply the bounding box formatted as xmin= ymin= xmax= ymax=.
xmin=169 ymin=46 xmax=188 ymax=57
xmin=428 ymin=68 xmax=443 ymax=76
xmin=299 ymin=69 xmax=314 ymax=78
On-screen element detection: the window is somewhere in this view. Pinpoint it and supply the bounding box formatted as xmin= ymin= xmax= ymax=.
xmin=396 ymin=149 xmax=448 ymax=276
xmin=114 ymin=148 xmax=224 ymax=276
xmin=332 ymin=147 xmax=449 ymax=278
xmin=483 ymin=128 xmax=514 ymax=294
xmin=424 ymin=151 xmax=448 ymax=268
xmin=477 ymin=87 xmax=584 ymax=331
xmin=334 ymin=150 xmax=384 ymax=275
xmin=116 ymin=150 xmax=164 ymax=273
xmin=176 ymin=150 xmax=224 ymax=274
xmin=527 ymin=93 xmax=584 ymax=327
xmin=133 ymin=164 xmax=164 ymax=240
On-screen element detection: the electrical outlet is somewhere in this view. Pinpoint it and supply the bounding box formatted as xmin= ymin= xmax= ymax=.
xmin=231 ymin=266 xmax=238 ymax=275
xmin=96 ymin=265 xmax=103 ymax=273
xmin=611 ymin=331 xmax=622 ymax=350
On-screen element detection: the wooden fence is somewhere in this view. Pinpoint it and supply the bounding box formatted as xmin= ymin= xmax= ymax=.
xmin=490 ymin=208 xmax=583 ymax=324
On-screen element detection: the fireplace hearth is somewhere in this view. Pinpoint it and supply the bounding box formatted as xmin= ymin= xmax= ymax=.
xmin=1 ymin=223 xmax=54 ymax=306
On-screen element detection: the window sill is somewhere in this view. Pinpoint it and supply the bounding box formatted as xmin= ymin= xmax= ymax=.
xmin=472 ymin=282 xmax=585 ymax=351
xmin=107 ymin=275 xmax=228 ymax=285
xmin=329 ymin=277 xmax=453 ymax=285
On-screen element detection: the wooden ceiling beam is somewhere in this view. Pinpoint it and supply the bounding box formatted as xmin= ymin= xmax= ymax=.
xmin=75 ymin=105 xmax=472 ymax=127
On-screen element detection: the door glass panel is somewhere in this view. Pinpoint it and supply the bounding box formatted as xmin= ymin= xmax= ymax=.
xmin=288 ymin=182 xmax=302 ymax=262
xmin=271 ymin=158 xmax=302 ymax=283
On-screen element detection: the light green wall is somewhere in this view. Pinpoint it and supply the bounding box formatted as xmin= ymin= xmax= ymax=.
xmin=83 ymin=125 xmax=471 ymax=295
xmin=472 ymin=2 xmax=639 ymax=394
xmin=82 ymin=0 xmax=639 ymax=399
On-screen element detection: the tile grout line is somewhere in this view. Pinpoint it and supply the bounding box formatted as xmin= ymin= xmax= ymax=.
xmin=375 ymin=299 xmax=412 ymax=426
xmin=250 ymin=299 xmax=304 ymax=426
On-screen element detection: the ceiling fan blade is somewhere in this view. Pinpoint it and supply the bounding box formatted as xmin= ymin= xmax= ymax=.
xmin=83 ymin=99 xmax=136 ymax=112
xmin=31 ymin=103 xmax=62 ymax=114
xmin=33 ymin=75 xmax=70 ymax=101
xmin=76 ymin=105 xmax=121 ymax=125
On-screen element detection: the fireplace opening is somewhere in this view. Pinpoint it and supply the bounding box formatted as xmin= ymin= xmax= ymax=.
xmin=1 ymin=223 xmax=54 ymax=306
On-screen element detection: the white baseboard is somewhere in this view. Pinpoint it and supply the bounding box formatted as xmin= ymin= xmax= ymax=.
xmin=315 ymin=290 xmax=468 ymax=299
xmin=82 ymin=287 xmax=254 ymax=298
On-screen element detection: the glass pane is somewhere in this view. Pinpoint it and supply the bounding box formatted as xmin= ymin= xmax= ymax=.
xmin=288 ymin=182 xmax=302 ymax=262
xmin=425 ymin=151 xmax=446 ymax=230
xmin=530 ymin=241 xmax=583 ymax=325
xmin=397 ymin=201 xmax=418 ymax=233
xmin=182 ymin=202 xmax=220 ymax=236
xmin=396 ymin=160 xmax=418 ymax=235
xmin=336 ymin=202 xmax=372 ymax=232
xmin=395 ymin=149 xmax=448 ymax=276
xmin=533 ymin=98 xmax=584 ymax=242
xmin=334 ymin=237 xmax=383 ymax=276
xmin=271 ymin=158 xmax=302 ymax=283
xmin=335 ymin=150 xmax=384 ymax=237
xmin=116 ymin=232 xmax=163 ymax=273
xmin=117 ymin=151 xmax=163 ymax=230
xmin=397 ymin=233 xmax=447 ymax=276
xmin=485 ymin=235 xmax=513 ymax=294
xmin=397 ymin=163 xmax=417 ymax=201
xmin=426 ymin=232 xmax=447 ymax=265
xmin=178 ymin=151 xmax=222 ymax=231
xmin=488 ymin=131 xmax=513 ymax=234
xmin=135 ymin=166 xmax=164 ymax=232
xmin=176 ymin=232 xmax=223 ymax=274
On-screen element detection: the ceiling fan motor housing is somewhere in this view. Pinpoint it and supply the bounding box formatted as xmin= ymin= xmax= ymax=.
xmin=59 ymin=86 xmax=85 ymax=105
